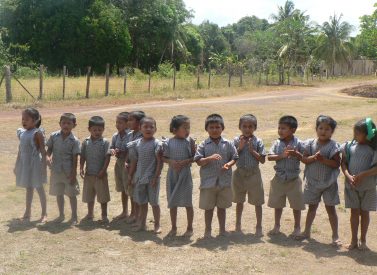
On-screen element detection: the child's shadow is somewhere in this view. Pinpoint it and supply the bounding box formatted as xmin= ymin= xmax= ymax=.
xmin=36 ymin=221 xmax=74 ymax=234
xmin=6 ymin=219 xmax=39 ymax=233
xmin=302 ymin=239 xmax=377 ymax=267
xmin=266 ymin=232 xmax=305 ymax=248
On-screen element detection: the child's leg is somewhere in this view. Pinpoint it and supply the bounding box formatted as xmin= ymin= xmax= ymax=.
xmin=152 ymin=205 xmax=161 ymax=233
xmin=325 ymin=205 xmax=339 ymax=242
xmin=122 ymin=192 xmax=128 ymax=215
xmin=292 ymin=209 xmax=301 ymax=235
xmin=134 ymin=203 xmax=148 ymax=231
xmin=204 ymin=209 xmax=214 ymax=237
xmin=348 ymin=208 xmax=360 ymax=249
xmin=185 ymin=207 xmax=194 ymax=234
xmin=302 ymin=204 xmax=318 ymax=237
xmin=217 ymin=207 xmax=227 ymax=236
xmin=36 ymin=186 xmax=47 ymax=222
xmin=87 ymin=202 xmax=95 ymax=219
xmin=235 ymin=203 xmax=243 ymax=232
xmin=169 ymin=207 xmax=178 ymax=235
xmin=101 ymin=203 xmax=108 ymax=219
xmin=359 ymin=210 xmax=370 ymax=250
xmin=255 ymin=205 xmax=263 ymax=236
xmin=57 ymin=195 xmax=65 ymax=218
xmin=269 ymin=208 xmax=282 ymax=234
xmin=24 ymin=187 xmax=34 ymax=219
xmin=69 ymin=196 xmax=78 ymax=222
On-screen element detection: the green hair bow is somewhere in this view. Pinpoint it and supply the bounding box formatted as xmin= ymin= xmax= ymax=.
xmin=366 ymin=117 xmax=377 ymax=141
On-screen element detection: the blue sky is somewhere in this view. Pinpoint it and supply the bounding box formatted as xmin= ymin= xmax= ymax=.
xmin=184 ymin=0 xmax=376 ymax=34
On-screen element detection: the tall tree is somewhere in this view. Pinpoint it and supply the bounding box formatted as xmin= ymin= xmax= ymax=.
xmin=355 ymin=3 xmax=377 ymax=59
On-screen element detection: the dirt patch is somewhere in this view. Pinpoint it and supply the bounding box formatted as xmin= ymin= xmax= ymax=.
xmin=341 ymin=85 xmax=377 ymax=98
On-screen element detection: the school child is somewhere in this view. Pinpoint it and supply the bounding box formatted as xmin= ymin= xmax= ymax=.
xmin=296 ymin=115 xmax=341 ymax=244
xmin=46 ymin=113 xmax=81 ymax=225
xmin=128 ymin=117 xmax=163 ymax=233
xmin=162 ymin=115 xmax=196 ymax=237
xmin=341 ymin=118 xmax=377 ymax=251
xmin=194 ymin=114 xmax=238 ymax=238
xmin=14 ymin=108 xmax=48 ymax=223
xmin=80 ymin=116 xmax=111 ymax=223
xmin=267 ymin=115 xmax=305 ymax=237
xmin=123 ymin=110 xmax=145 ymax=223
xmin=232 ymin=114 xmax=266 ymax=236
xmin=110 ymin=112 xmax=131 ymax=221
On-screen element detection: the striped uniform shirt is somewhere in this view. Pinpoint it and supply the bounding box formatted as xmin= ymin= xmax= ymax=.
xmin=129 ymin=138 xmax=162 ymax=185
xmin=233 ymin=135 xmax=265 ymax=169
xmin=81 ymin=137 xmax=111 ymax=176
xmin=46 ymin=131 xmax=81 ymax=174
xmin=110 ymin=129 xmax=130 ymax=160
xmin=194 ymin=137 xmax=239 ymax=189
xmin=269 ymin=136 xmax=304 ymax=181
xmin=341 ymin=141 xmax=377 ymax=191
xmin=303 ymin=138 xmax=340 ymax=189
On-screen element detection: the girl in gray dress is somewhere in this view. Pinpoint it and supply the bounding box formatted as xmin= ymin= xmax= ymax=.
xmin=163 ymin=115 xmax=196 ymax=237
xmin=14 ymin=108 xmax=47 ymax=223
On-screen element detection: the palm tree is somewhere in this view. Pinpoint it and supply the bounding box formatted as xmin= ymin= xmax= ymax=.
xmin=271 ymin=0 xmax=297 ymax=22
xmin=315 ymin=14 xmax=354 ymax=76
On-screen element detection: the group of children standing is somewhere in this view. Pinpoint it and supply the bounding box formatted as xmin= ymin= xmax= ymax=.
xmin=15 ymin=107 xmax=377 ymax=251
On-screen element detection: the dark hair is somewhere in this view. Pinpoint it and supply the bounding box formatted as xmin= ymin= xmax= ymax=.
xmin=205 ymin=113 xmax=224 ymax=130
xmin=117 ymin=112 xmax=129 ymax=122
xmin=170 ymin=115 xmax=190 ymax=133
xmin=88 ymin=116 xmax=105 ymax=128
xmin=279 ymin=115 xmax=298 ymax=129
xmin=60 ymin=113 xmax=76 ymax=125
xmin=23 ymin=107 xmax=42 ymax=128
xmin=239 ymin=114 xmax=257 ymax=129
xmin=129 ymin=111 xmax=145 ymax=122
xmin=316 ymin=115 xmax=337 ymax=130
xmin=354 ymin=119 xmax=377 ymax=149
xmin=140 ymin=116 xmax=156 ymax=127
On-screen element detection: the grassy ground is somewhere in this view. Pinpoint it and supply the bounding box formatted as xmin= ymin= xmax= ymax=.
xmin=1 ymin=78 xmax=377 ymax=274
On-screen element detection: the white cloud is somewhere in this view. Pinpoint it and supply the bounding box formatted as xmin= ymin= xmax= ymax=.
xmin=184 ymin=0 xmax=376 ymax=34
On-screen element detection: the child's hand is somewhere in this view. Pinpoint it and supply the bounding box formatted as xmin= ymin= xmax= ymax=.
xmin=97 ymin=170 xmax=106 ymax=179
xmin=124 ymin=162 xmax=129 ymax=170
xmin=314 ymin=152 xmax=324 ymax=162
xmin=46 ymin=156 xmax=53 ymax=168
xmin=114 ymin=148 xmax=121 ymax=158
xmin=110 ymin=149 xmax=116 ymax=156
xmin=353 ymin=173 xmax=365 ymax=186
xmin=170 ymin=160 xmax=181 ymax=171
xmin=80 ymin=168 xmax=85 ymax=179
xmin=221 ymin=162 xmax=232 ymax=171
xmin=151 ymin=178 xmax=158 ymax=187
xmin=346 ymin=174 xmax=355 ymax=186
xmin=68 ymin=172 xmax=77 ymax=185
xmin=128 ymin=175 xmax=134 ymax=186
xmin=239 ymin=135 xmax=247 ymax=151
xmin=210 ymin=154 xmax=222 ymax=161
xmin=248 ymin=140 xmax=254 ymax=153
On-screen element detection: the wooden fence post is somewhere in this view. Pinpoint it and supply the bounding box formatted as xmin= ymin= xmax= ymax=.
xmin=62 ymin=65 xmax=66 ymax=99
xmin=4 ymin=66 xmax=12 ymax=103
xmin=86 ymin=66 xmax=91 ymax=99
xmin=239 ymin=65 xmax=243 ymax=86
xmin=105 ymin=63 xmax=110 ymax=96
xmin=148 ymin=67 xmax=152 ymax=95
xmin=39 ymin=64 xmax=44 ymax=100
xmin=208 ymin=67 xmax=211 ymax=89
xmin=173 ymin=66 xmax=176 ymax=91
xmin=228 ymin=64 xmax=232 ymax=88
xmin=123 ymin=67 xmax=127 ymax=95
xmin=196 ymin=66 xmax=200 ymax=89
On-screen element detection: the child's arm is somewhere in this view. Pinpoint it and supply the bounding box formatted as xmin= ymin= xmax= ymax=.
xmin=267 ymin=141 xmax=288 ymax=161
xmin=79 ymin=141 xmax=86 ymax=178
xmin=128 ymin=160 xmax=137 ymax=186
xmin=151 ymin=150 xmax=163 ymax=187
xmin=341 ymin=154 xmax=354 ymax=185
xmin=316 ymin=152 xmax=341 ymax=168
xmin=68 ymin=154 xmax=79 ymax=183
xmin=196 ymin=154 xmax=221 ymax=166
xmin=354 ymin=166 xmax=377 ymax=186
xmin=98 ymin=155 xmax=110 ymax=179
xmin=248 ymin=140 xmax=266 ymax=164
xmin=35 ymin=131 xmax=47 ymax=178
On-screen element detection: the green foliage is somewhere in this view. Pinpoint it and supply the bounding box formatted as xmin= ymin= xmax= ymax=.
xmin=355 ymin=3 xmax=377 ymax=58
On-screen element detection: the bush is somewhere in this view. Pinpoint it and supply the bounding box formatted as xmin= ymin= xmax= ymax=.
xmin=13 ymin=66 xmax=39 ymax=78
xmin=157 ymin=62 xmax=173 ymax=77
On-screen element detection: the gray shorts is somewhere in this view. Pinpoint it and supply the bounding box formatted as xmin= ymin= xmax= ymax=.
xmin=303 ymin=182 xmax=339 ymax=206
xmin=133 ymin=180 xmax=160 ymax=206
xmin=345 ymin=187 xmax=377 ymax=211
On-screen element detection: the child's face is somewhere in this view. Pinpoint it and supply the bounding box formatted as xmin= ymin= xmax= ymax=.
xmin=240 ymin=121 xmax=256 ymax=137
xmin=128 ymin=116 xmax=140 ymax=131
xmin=116 ymin=117 xmax=128 ymax=132
xmin=22 ymin=112 xmax=36 ymax=130
xmin=174 ymin=121 xmax=190 ymax=139
xmin=354 ymin=129 xmax=367 ymax=144
xmin=141 ymin=121 xmax=156 ymax=139
xmin=89 ymin=126 xmax=104 ymax=140
xmin=206 ymin=122 xmax=223 ymax=139
xmin=316 ymin=122 xmax=333 ymax=142
xmin=278 ymin=123 xmax=295 ymax=140
xmin=60 ymin=119 xmax=75 ymax=135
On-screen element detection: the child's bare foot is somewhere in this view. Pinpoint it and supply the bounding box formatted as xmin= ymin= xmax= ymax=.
xmin=98 ymin=216 xmax=109 ymax=224
xmin=154 ymin=226 xmax=162 ymax=234
xmin=347 ymin=240 xmax=358 ymax=250
xmin=331 ymin=236 xmax=342 ymax=247
xmin=19 ymin=214 xmax=30 ymax=222
xmin=53 ymin=215 xmax=65 ymax=223
xmin=203 ymin=230 xmax=212 ymax=239
xmin=295 ymin=231 xmax=310 ymax=241
xmin=255 ymin=227 xmax=264 ymax=238
xmin=183 ymin=229 xmax=193 ymax=238
xmin=167 ymin=228 xmax=177 ymax=237
xmin=235 ymin=224 xmax=242 ymax=233
xmin=290 ymin=227 xmax=301 ymax=238
xmin=113 ymin=212 xmax=128 ymax=221
xmin=268 ymin=226 xmax=281 ymax=235
xmin=69 ymin=217 xmax=78 ymax=226
xmin=126 ymin=216 xmax=136 ymax=224
xmin=358 ymin=242 xmax=370 ymax=251
xmin=132 ymin=224 xmax=146 ymax=232
xmin=81 ymin=215 xmax=94 ymax=222
xmin=38 ymin=215 xmax=48 ymax=224
xmin=219 ymin=230 xmax=229 ymax=237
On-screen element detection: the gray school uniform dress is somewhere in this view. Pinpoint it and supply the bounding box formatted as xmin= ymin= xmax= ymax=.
xmin=163 ymin=137 xmax=195 ymax=208
xmin=15 ymin=128 xmax=47 ymax=188
xmin=128 ymin=138 xmax=163 ymax=206
xmin=341 ymin=141 xmax=377 ymax=211
xmin=303 ymin=139 xmax=340 ymax=205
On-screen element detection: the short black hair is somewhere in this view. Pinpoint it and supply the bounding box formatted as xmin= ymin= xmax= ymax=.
xmin=279 ymin=115 xmax=298 ymax=129
xmin=354 ymin=119 xmax=377 ymax=150
xmin=88 ymin=116 xmax=105 ymax=128
xmin=60 ymin=113 xmax=76 ymax=125
xmin=205 ymin=113 xmax=224 ymax=130
xmin=239 ymin=114 xmax=257 ymax=129
xmin=129 ymin=111 xmax=145 ymax=122
xmin=316 ymin=115 xmax=337 ymax=130
xmin=117 ymin=112 xmax=129 ymax=122
xmin=170 ymin=115 xmax=190 ymax=133
xmin=140 ymin=116 xmax=156 ymax=127
xmin=23 ymin=107 xmax=42 ymax=128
